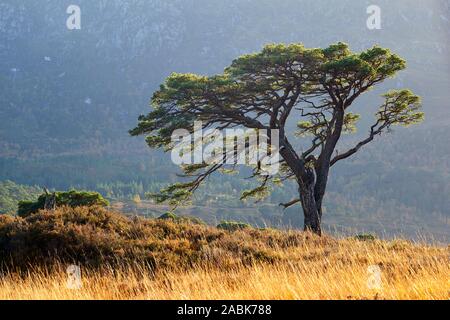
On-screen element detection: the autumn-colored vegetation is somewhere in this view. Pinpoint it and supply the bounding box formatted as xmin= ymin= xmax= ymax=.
xmin=0 ymin=206 xmax=448 ymax=300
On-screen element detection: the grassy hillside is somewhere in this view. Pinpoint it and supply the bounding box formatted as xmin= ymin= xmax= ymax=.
xmin=0 ymin=206 xmax=448 ymax=299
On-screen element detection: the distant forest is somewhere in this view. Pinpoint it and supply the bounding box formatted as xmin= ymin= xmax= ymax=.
xmin=0 ymin=1 xmax=449 ymax=240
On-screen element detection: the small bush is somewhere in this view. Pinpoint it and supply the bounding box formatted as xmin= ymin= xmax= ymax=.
xmin=355 ymin=233 xmax=376 ymax=241
xmin=217 ymin=221 xmax=251 ymax=232
xmin=158 ymin=212 xmax=205 ymax=225
xmin=181 ymin=215 xmax=205 ymax=225
xmin=158 ymin=212 xmax=178 ymax=220
xmin=17 ymin=189 xmax=109 ymax=217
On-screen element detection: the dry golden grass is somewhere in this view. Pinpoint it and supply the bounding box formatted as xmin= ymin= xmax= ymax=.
xmin=0 ymin=206 xmax=448 ymax=299
xmin=1 ymin=236 xmax=448 ymax=300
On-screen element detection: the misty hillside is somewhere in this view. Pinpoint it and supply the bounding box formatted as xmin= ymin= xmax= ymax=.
xmin=0 ymin=0 xmax=449 ymax=240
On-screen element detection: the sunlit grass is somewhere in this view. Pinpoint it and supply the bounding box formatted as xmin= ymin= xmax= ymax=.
xmin=1 ymin=236 xmax=448 ymax=300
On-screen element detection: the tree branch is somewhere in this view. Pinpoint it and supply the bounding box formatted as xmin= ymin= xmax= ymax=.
xmin=279 ymin=198 xmax=301 ymax=209
xmin=330 ymin=120 xmax=386 ymax=166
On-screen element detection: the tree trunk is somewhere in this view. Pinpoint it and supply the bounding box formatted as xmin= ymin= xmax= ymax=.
xmin=43 ymin=188 xmax=56 ymax=211
xmin=299 ymin=183 xmax=322 ymax=236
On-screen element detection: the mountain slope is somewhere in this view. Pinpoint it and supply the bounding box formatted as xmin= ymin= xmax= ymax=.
xmin=0 ymin=0 xmax=449 ymax=238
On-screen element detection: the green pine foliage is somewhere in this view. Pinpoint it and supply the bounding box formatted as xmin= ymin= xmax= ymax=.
xmin=17 ymin=189 xmax=109 ymax=218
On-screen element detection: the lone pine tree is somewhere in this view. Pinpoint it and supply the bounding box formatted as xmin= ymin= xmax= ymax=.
xmin=131 ymin=43 xmax=424 ymax=235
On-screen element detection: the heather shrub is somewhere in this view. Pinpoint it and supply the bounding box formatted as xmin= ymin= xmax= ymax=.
xmin=217 ymin=221 xmax=251 ymax=232
xmin=158 ymin=212 xmax=205 ymax=225
xmin=0 ymin=206 xmax=309 ymax=271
